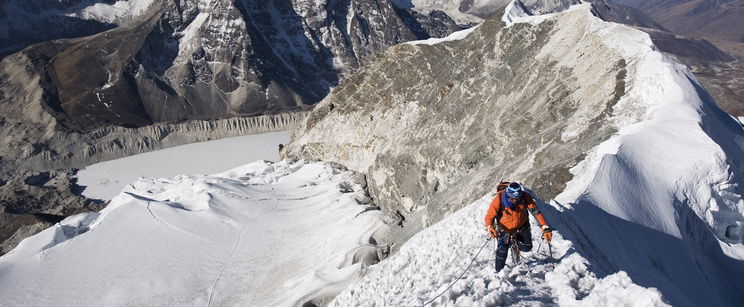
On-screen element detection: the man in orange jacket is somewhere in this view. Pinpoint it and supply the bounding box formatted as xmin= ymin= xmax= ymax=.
xmin=484 ymin=182 xmax=552 ymax=272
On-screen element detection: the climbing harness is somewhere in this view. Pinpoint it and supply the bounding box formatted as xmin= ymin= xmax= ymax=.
xmin=507 ymin=233 xmax=521 ymax=265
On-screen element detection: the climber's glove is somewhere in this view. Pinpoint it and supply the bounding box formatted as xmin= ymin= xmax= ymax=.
xmin=541 ymin=225 xmax=553 ymax=243
xmin=486 ymin=225 xmax=499 ymax=238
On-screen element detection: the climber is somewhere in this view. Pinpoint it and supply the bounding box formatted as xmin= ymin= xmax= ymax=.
xmin=484 ymin=181 xmax=552 ymax=272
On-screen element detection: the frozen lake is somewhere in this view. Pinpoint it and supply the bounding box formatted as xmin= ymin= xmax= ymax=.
xmin=77 ymin=131 xmax=291 ymax=200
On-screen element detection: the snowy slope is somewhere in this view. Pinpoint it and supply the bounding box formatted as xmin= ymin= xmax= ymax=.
xmin=77 ymin=131 xmax=290 ymax=200
xmin=331 ymin=2 xmax=744 ymax=306
xmin=63 ymin=0 xmax=154 ymax=24
xmin=0 ymin=160 xmax=388 ymax=306
xmin=542 ymin=3 xmax=744 ymax=306
xmin=331 ymin=195 xmax=669 ymax=306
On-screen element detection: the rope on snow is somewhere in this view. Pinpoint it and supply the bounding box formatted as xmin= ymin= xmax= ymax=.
xmin=422 ymin=236 xmax=493 ymax=306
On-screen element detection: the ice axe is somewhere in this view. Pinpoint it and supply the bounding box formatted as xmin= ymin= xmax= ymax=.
xmin=546 ymin=230 xmax=555 ymax=269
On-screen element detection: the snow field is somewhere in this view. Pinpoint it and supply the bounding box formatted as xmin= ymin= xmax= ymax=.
xmin=77 ymin=131 xmax=290 ymax=200
xmin=0 ymin=160 xmax=388 ymax=306
xmin=330 ymin=193 xmax=668 ymax=306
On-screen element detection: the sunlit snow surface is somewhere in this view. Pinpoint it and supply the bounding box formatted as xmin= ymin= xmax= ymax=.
xmin=64 ymin=0 xmax=155 ymax=24
xmin=77 ymin=131 xmax=290 ymax=200
xmin=331 ymin=195 xmax=668 ymax=306
xmin=0 ymin=160 xmax=385 ymax=306
xmin=405 ymin=24 xmax=481 ymax=45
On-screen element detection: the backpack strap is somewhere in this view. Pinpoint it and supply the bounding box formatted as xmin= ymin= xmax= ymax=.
xmin=494 ymin=190 xmax=506 ymax=229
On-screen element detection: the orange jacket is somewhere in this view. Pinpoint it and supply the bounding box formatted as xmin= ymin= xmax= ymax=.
xmin=484 ymin=191 xmax=548 ymax=233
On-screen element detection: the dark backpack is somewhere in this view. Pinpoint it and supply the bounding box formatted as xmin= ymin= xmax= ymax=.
xmin=494 ymin=181 xmax=511 ymax=221
xmin=496 ymin=181 xmax=510 ymax=193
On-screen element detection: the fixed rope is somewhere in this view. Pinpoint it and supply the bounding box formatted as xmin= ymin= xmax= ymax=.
xmin=422 ymin=237 xmax=492 ymax=306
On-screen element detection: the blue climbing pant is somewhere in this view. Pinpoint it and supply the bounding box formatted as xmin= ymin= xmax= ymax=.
xmin=494 ymin=223 xmax=533 ymax=272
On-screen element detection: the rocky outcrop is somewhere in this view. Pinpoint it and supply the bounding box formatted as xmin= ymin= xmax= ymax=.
xmin=0 ymin=169 xmax=105 ymax=256
xmin=0 ymin=216 xmax=53 ymax=255
xmin=286 ymin=5 xmax=630 ymax=237
xmin=0 ymin=170 xmax=101 ymax=216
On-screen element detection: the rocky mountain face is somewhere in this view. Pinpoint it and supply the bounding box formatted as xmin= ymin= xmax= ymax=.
xmin=508 ymin=1 xmax=743 ymax=118
xmin=286 ymin=3 xmax=631 ymax=239
xmin=1 ymin=0 xmax=465 ymax=134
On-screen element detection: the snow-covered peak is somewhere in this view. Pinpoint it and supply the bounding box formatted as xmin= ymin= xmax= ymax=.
xmin=1 ymin=0 xmax=155 ymax=31
xmin=501 ymin=0 xmax=531 ymax=24
xmin=64 ymin=0 xmax=155 ymax=24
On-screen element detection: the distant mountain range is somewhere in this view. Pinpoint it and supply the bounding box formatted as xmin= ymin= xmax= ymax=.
xmin=613 ymin=0 xmax=744 ymax=46
xmin=612 ymin=0 xmax=744 ymax=116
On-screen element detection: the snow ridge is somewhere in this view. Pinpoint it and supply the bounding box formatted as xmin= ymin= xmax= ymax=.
xmin=330 ymin=195 xmax=668 ymax=306
xmin=332 ymin=2 xmax=744 ymax=306
xmin=405 ymin=24 xmax=481 ymax=45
